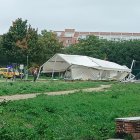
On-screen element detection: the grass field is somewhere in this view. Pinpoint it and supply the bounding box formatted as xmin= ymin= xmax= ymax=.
xmin=0 ymin=82 xmax=140 ymax=140
xmin=0 ymin=80 xmax=110 ymax=96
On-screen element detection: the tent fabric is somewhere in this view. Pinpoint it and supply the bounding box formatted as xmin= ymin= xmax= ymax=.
xmin=42 ymin=53 xmax=131 ymax=81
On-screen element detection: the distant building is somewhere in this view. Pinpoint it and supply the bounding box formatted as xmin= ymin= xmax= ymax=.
xmin=54 ymin=29 xmax=140 ymax=47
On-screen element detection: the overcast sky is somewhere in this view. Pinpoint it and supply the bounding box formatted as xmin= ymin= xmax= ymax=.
xmin=0 ymin=0 xmax=140 ymax=34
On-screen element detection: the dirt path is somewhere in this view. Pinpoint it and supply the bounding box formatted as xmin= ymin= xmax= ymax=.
xmin=0 ymin=85 xmax=111 ymax=102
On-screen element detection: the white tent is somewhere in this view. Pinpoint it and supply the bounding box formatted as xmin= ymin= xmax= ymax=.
xmin=41 ymin=53 xmax=131 ymax=81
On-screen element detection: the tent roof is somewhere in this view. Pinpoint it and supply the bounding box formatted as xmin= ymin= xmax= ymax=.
xmin=57 ymin=54 xmax=99 ymax=68
xmin=42 ymin=53 xmax=131 ymax=72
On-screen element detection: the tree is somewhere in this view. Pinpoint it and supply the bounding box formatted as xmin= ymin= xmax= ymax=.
xmin=102 ymin=40 xmax=140 ymax=67
xmin=2 ymin=18 xmax=39 ymax=66
xmin=64 ymin=35 xmax=108 ymax=59
xmin=0 ymin=35 xmax=8 ymax=66
xmin=38 ymin=30 xmax=63 ymax=63
xmin=64 ymin=35 xmax=140 ymax=72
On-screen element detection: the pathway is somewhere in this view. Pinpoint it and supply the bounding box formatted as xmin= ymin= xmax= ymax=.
xmin=0 ymin=84 xmax=111 ymax=102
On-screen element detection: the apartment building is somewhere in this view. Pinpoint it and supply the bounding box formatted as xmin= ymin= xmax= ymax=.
xmin=54 ymin=29 xmax=140 ymax=47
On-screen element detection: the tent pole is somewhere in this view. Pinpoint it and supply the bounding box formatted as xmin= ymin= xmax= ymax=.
xmin=37 ymin=65 xmax=43 ymax=80
xmin=127 ymin=59 xmax=136 ymax=81
xmin=52 ymin=55 xmax=57 ymax=79
xmin=130 ymin=59 xmax=135 ymax=71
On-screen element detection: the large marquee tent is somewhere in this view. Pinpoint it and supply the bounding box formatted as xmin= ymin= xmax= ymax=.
xmin=40 ymin=53 xmax=131 ymax=81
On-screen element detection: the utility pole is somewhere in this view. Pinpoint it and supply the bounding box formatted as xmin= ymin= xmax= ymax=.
xmin=26 ymin=55 xmax=29 ymax=80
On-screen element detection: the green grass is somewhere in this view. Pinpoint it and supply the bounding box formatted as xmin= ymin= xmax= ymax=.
xmin=0 ymin=80 xmax=110 ymax=96
xmin=0 ymin=83 xmax=140 ymax=140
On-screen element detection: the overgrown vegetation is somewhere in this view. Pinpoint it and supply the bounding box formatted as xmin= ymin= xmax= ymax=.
xmin=0 ymin=83 xmax=140 ymax=139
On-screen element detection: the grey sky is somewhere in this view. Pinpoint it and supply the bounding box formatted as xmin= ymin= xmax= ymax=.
xmin=0 ymin=0 xmax=140 ymax=34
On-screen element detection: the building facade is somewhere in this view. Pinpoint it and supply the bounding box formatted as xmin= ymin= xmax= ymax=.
xmin=54 ymin=29 xmax=140 ymax=47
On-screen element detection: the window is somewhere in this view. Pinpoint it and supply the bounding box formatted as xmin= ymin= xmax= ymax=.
xmin=56 ymin=32 xmax=62 ymax=37
xmin=64 ymin=32 xmax=74 ymax=37
xmin=79 ymin=35 xmax=87 ymax=39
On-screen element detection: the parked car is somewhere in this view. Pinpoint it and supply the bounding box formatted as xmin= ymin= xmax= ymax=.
xmin=0 ymin=68 xmax=9 ymax=78
xmin=0 ymin=68 xmax=24 ymax=79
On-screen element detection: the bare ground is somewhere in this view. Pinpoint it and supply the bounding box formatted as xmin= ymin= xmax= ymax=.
xmin=0 ymin=84 xmax=111 ymax=102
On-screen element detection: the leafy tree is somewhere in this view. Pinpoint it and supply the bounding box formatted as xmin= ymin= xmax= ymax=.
xmin=2 ymin=18 xmax=39 ymax=66
xmin=38 ymin=30 xmax=63 ymax=63
xmin=26 ymin=25 xmax=40 ymax=65
xmin=64 ymin=35 xmax=140 ymax=78
xmin=64 ymin=35 xmax=108 ymax=59
xmin=0 ymin=36 xmax=8 ymax=66
xmin=102 ymin=40 xmax=140 ymax=67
